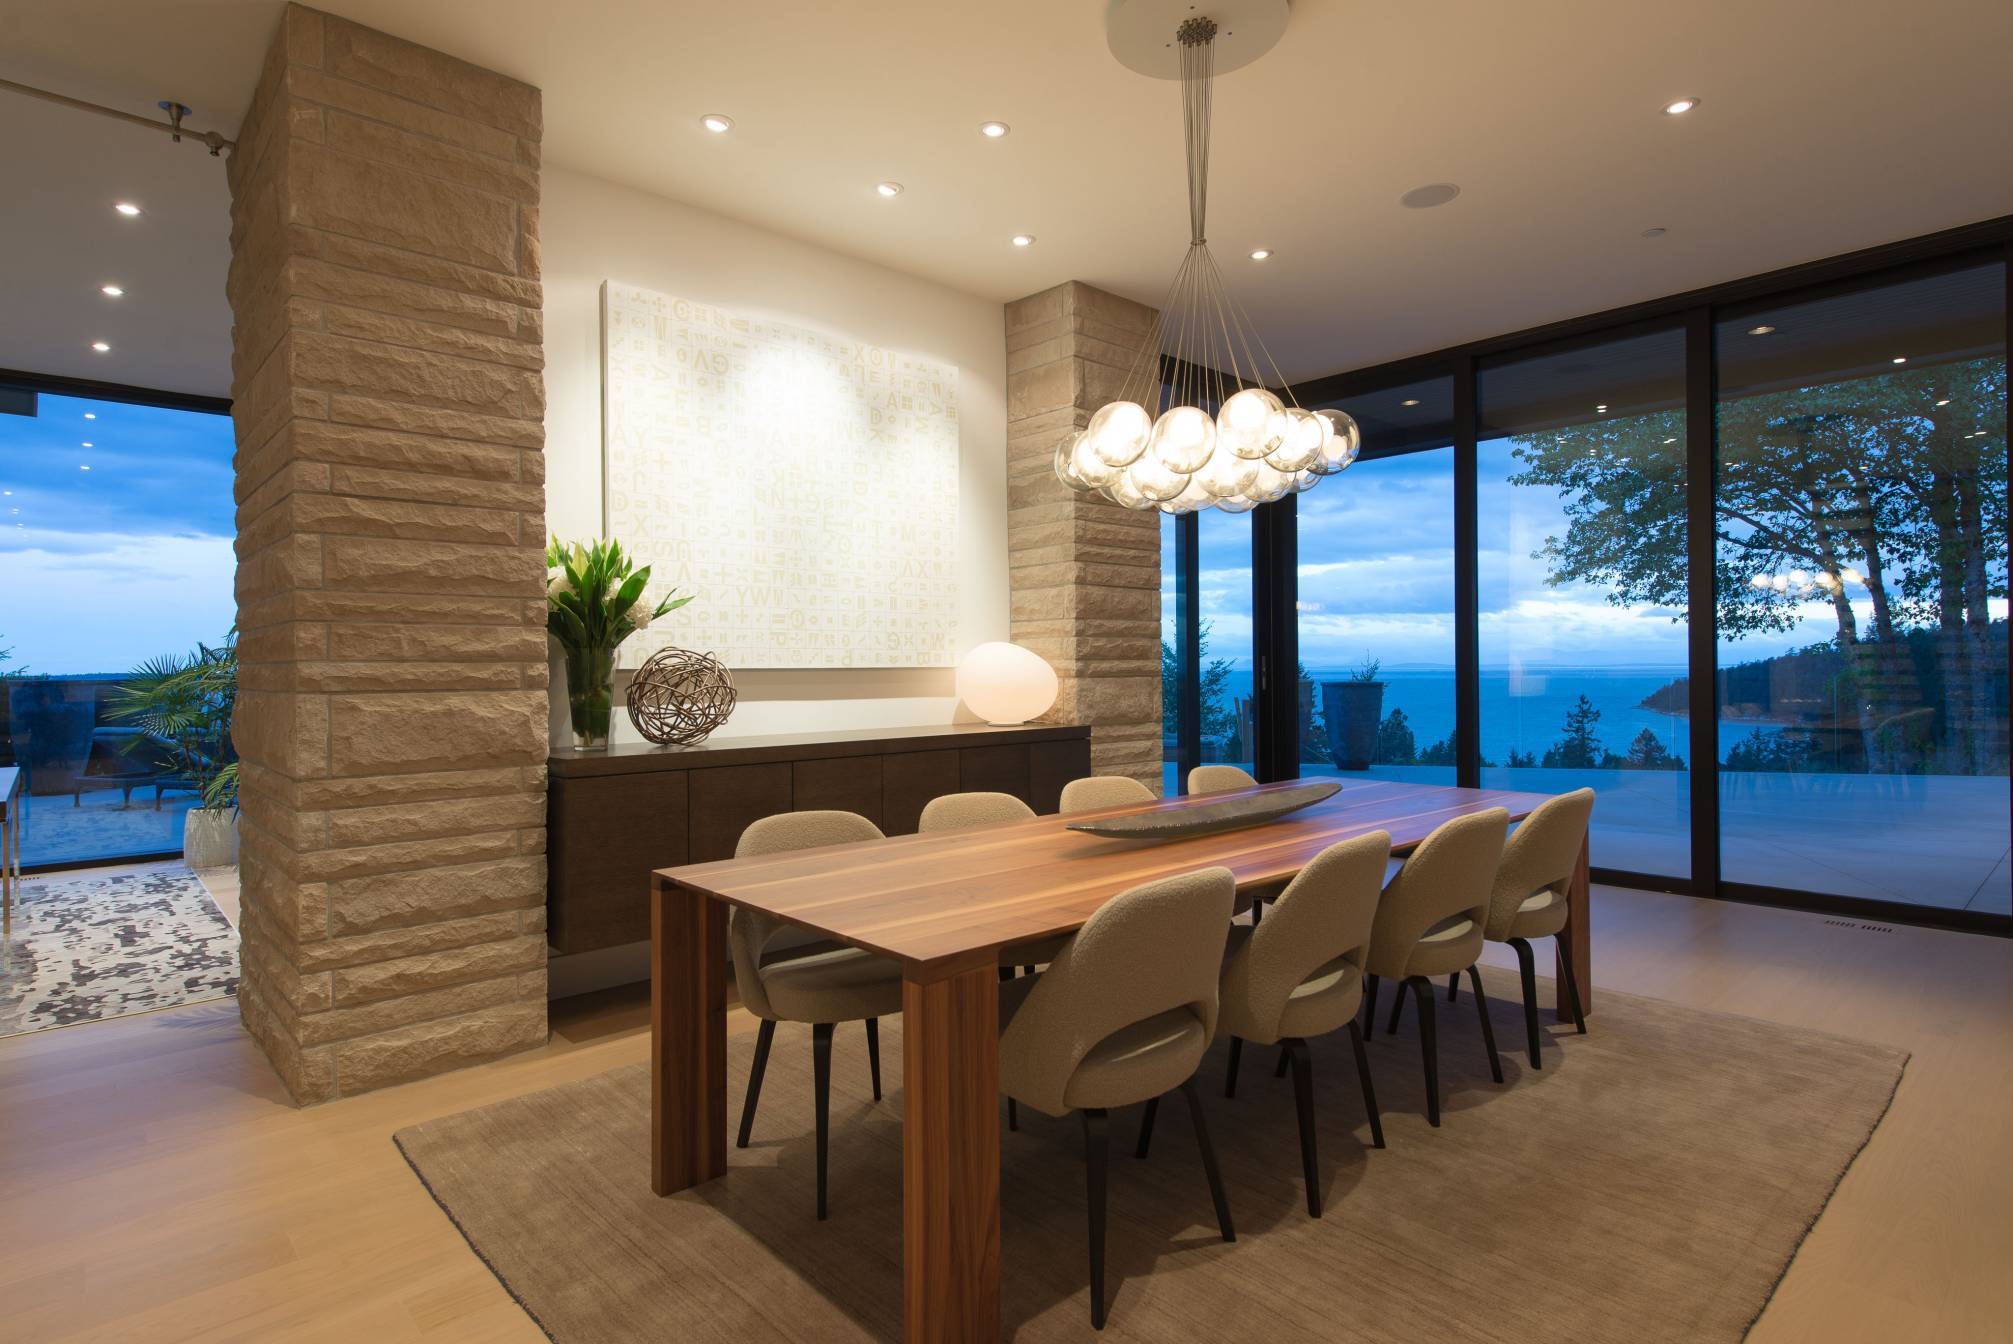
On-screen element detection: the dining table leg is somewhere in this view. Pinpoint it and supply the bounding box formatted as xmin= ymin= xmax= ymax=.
xmin=651 ymin=873 xmax=728 ymax=1197
xmin=1557 ymin=832 xmax=1592 ymax=1020
xmin=903 ymin=952 xmax=1002 ymax=1341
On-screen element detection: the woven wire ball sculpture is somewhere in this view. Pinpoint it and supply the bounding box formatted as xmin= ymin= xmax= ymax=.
xmin=625 ymin=647 xmax=738 ymax=746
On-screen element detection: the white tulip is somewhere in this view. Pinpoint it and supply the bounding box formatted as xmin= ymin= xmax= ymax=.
xmin=630 ymin=604 xmax=653 ymax=631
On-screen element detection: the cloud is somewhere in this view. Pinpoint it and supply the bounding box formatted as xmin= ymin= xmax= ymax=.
xmin=0 ymin=532 xmax=236 ymax=675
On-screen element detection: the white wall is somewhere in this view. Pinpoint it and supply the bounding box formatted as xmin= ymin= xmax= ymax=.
xmin=541 ymin=165 xmax=1009 ymax=744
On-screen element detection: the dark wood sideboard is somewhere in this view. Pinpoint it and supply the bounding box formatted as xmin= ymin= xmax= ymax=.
xmin=546 ymin=722 xmax=1093 ymax=955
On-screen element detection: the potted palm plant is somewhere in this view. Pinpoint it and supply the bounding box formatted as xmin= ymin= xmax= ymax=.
xmin=109 ymin=634 xmax=239 ymax=868
xmin=546 ymin=538 xmax=692 ymax=750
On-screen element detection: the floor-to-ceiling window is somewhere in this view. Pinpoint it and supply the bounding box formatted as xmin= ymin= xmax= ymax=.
xmin=0 ymin=386 xmax=235 ymax=868
xmin=1299 ymin=378 xmax=1457 ymax=784
xmin=1714 ymin=262 xmax=2008 ymax=915
xmin=1156 ymin=224 xmax=2010 ymax=932
xmin=1478 ymin=329 xmax=1691 ymax=875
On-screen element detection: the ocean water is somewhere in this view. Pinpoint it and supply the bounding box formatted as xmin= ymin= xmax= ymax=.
xmin=1212 ymin=666 xmax=1737 ymax=765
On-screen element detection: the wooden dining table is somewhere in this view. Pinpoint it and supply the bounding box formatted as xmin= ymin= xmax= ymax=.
xmin=650 ymin=777 xmax=1588 ymax=1341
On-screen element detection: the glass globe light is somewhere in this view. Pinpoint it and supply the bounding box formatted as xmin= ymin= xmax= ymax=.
xmin=1052 ymin=431 xmax=1091 ymax=491
xmin=956 ymin=642 xmax=1058 ymax=725
xmin=1310 ymin=408 xmax=1362 ymax=474
xmin=1105 ymin=467 xmax=1153 ymax=511
xmin=1148 ymin=404 xmax=1218 ymax=473
xmin=1289 ymin=467 xmax=1320 ymax=493
xmin=1086 ymin=400 xmax=1152 ymax=467
xmin=1193 ymin=442 xmax=1261 ymax=499
xmin=1215 ymin=494 xmax=1258 ymax=514
xmin=1249 ymin=459 xmax=1293 ymax=504
xmin=1216 ymin=387 xmax=1284 ymax=459
xmin=1070 ymin=431 xmax=1122 ymax=489
xmin=1266 ymin=407 xmax=1327 ymax=473
xmin=1124 ymin=451 xmax=1189 ymax=503
xmin=1163 ymin=474 xmax=1215 ymax=514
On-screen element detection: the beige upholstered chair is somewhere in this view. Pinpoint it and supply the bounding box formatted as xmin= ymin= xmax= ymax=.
xmin=917 ymin=792 xmax=1065 ymax=974
xmin=1484 ymin=788 xmax=1594 ymax=1066
xmin=1188 ymin=764 xmax=1258 ymax=795
xmin=728 ymin=810 xmax=902 ymax=1220
xmin=1216 ymin=831 xmax=1391 ymax=1216
xmin=1058 ymin=774 xmax=1156 ymax=812
xmin=1361 ymin=809 xmax=1509 ymax=1126
xmin=998 ymin=867 xmax=1237 ymax=1329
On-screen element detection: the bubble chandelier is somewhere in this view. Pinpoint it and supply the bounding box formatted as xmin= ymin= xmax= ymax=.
xmin=1054 ymin=13 xmax=1360 ymax=514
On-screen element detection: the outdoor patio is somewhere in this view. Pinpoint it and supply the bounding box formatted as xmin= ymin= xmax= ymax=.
xmin=10 ymin=790 xmax=198 ymax=869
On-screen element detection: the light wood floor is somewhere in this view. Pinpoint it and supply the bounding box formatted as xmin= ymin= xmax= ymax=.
xmin=1 ymin=886 xmax=2007 ymax=1343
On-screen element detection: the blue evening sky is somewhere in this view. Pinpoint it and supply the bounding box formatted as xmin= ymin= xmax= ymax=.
xmin=1170 ymin=433 xmax=1849 ymax=674
xmin=0 ymin=392 xmax=236 ymax=675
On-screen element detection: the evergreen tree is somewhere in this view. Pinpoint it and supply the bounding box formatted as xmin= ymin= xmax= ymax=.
xmin=1374 ymin=708 xmax=1417 ymax=765
xmin=1540 ymin=694 xmax=1606 ymax=769
xmin=1506 ymin=748 xmax=1537 ymax=769
xmin=1618 ymin=727 xmax=1684 ymax=771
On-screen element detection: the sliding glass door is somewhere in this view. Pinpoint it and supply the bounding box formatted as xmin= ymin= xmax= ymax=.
xmin=1715 ymin=262 xmax=2008 ymax=915
xmin=1477 ymin=328 xmax=1691 ymax=876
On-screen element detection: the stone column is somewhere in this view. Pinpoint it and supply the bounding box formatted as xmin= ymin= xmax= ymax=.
xmin=226 ymin=4 xmax=549 ymax=1102
xmin=1005 ymin=282 xmax=1163 ymax=789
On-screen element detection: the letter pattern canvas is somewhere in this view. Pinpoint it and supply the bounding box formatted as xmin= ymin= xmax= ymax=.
xmin=601 ymin=282 xmax=961 ymax=668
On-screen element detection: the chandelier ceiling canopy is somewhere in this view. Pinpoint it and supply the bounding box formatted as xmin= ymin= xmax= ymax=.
xmin=1055 ymin=4 xmax=1361 ymax=515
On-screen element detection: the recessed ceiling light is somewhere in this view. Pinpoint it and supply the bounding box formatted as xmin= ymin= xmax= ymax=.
xmin=80 ymin=464 xmax=92 ymax=471
xmin=1249 ymin=248 xmax=1272 ymax=261
xmin=1892 ymin=356 xmax=1907 ymax=364
xmin=1663 ymin=97 xmax=1700 ymax=116
xmin=1747 ymin=325 xmax=1775 ymax=336
xmin=1399 ymin=182 xmax=1460 ymax=210
xmin=81 ymin=441 xmax=93 ymax=448
xmin=979 ymin=121 xmax=1010 ymax=138
xmin=113 ymin=201 xmax=142 ymax=217
xmin=876 ymin=181 xmax=903 ymax=198
xmin=90 ymin=341 xmax=110 ymax=352
xmin=83 ymin=412 xmax=96 ymax=419
xmin=1400 ymin=398 xmax=1421 ymax=407
xmin=700 ymin=114 xmax=733 ymax=133
xmin=101 ymin=284 xmax=125 ymax=298
xmin=1596 ymin=404 xmax=1609 ymax=413
xmin=1011 ymin=234 xmax=1035 ymax=247
xmin=1641 ymin=226 xmax=1667 ymax=238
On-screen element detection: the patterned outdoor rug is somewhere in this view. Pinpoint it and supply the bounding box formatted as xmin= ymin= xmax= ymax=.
xmin=0 ymin=865 xmax=238 ymax=1037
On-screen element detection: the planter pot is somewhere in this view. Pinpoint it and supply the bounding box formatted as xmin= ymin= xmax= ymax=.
xmin=184 ymin=808 xmax=239 ymax=869
xmin=1322 ymin=681 xmax=1385 ymax=772
xmin=562 ymin=645 xmax=619 ymax=750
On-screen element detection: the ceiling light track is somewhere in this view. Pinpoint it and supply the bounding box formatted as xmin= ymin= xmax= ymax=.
xmin=0 ymin=78 xmax=235 ymax=156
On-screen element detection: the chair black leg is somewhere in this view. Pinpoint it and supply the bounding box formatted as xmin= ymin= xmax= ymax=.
xmin=1509 ymin=937 xmax=1542 ymax=1068
xmin=1408 ymin=976 xmax=1440 ymax=1126
xmin=1135 ymin=1096 xmax=1159 ymax=1159
xmin=812 ymin=1022 xmax=833 ymax=1220
xmin=1007 ymin=1097 xmax=1018 ymax=1132
xmin=1361 ymin=972 xmax=1380 ymax=1035
xmin=1224 ymin=1036 xmax=1243 ymax=1099
xmin=1179 ymin=1079 xmax=1235 ymax=1243
xmin=1448 ymin=972 xmax=1461 ymax=1003
xmin=864 ymin=1017 xmax=882 ymax=1101
xmin=1555 ymin=927 xmax=1588 ymax=1034
xmin=1284 ymin=1038 xmax=1321 ymax=1217
xmin=1347 ymin=1019 xmax=1385 ymax=1148
xmin=1022 ymin=964 xmax=1036 ymax=976
xmin=1466 ymin=964 xmax=1505 ymax=1084
xmin=736 ymin=1018 xmax=775 ymax=1148
xmin=1250 ymin=898 xmax=1262 ymax=925
xmin=1274 ymin=1043 xmax=1291 ymax=1078
xmin=1386 ymin=981 xmax=1407 ymax=1035
xmin=999 ymin=966 xmax=1015 ymax=982
xmin=1082 ymin=1108 xmax=1109 ymax=1331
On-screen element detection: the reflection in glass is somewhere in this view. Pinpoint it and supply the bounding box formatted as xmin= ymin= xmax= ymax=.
xmin=1477 ymin=328 xmax=1690 ymax=876
xmin=1715 ymin=263 xmax=2008 ymax=914
xmin=1197 ymin=506 xmax=1256 ymax=782
xmin=1299 ymin=378 xmax=1457 ymax=786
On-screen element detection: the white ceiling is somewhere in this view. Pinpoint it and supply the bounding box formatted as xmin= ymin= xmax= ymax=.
xmin=3 ymin=0 xmax=2011 ymax=401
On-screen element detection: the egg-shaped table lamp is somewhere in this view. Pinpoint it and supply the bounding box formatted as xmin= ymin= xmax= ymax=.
xmin=956 ymin=642 xmax=1059 ymax=726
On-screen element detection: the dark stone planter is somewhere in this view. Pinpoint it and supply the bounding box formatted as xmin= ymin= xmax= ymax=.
xmin=1322 ymin=681 xmax=1385 ymax=772
xmin=7 ymin=679 xmax=98 ymax=795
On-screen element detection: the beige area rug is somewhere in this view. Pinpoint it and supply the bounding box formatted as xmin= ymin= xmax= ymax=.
xmin=395 ymin=969 xmax=1905 ymax=1342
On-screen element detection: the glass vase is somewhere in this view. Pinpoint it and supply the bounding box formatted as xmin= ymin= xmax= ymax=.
xmin=563 ymin=645 xmax=619 ymax=750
